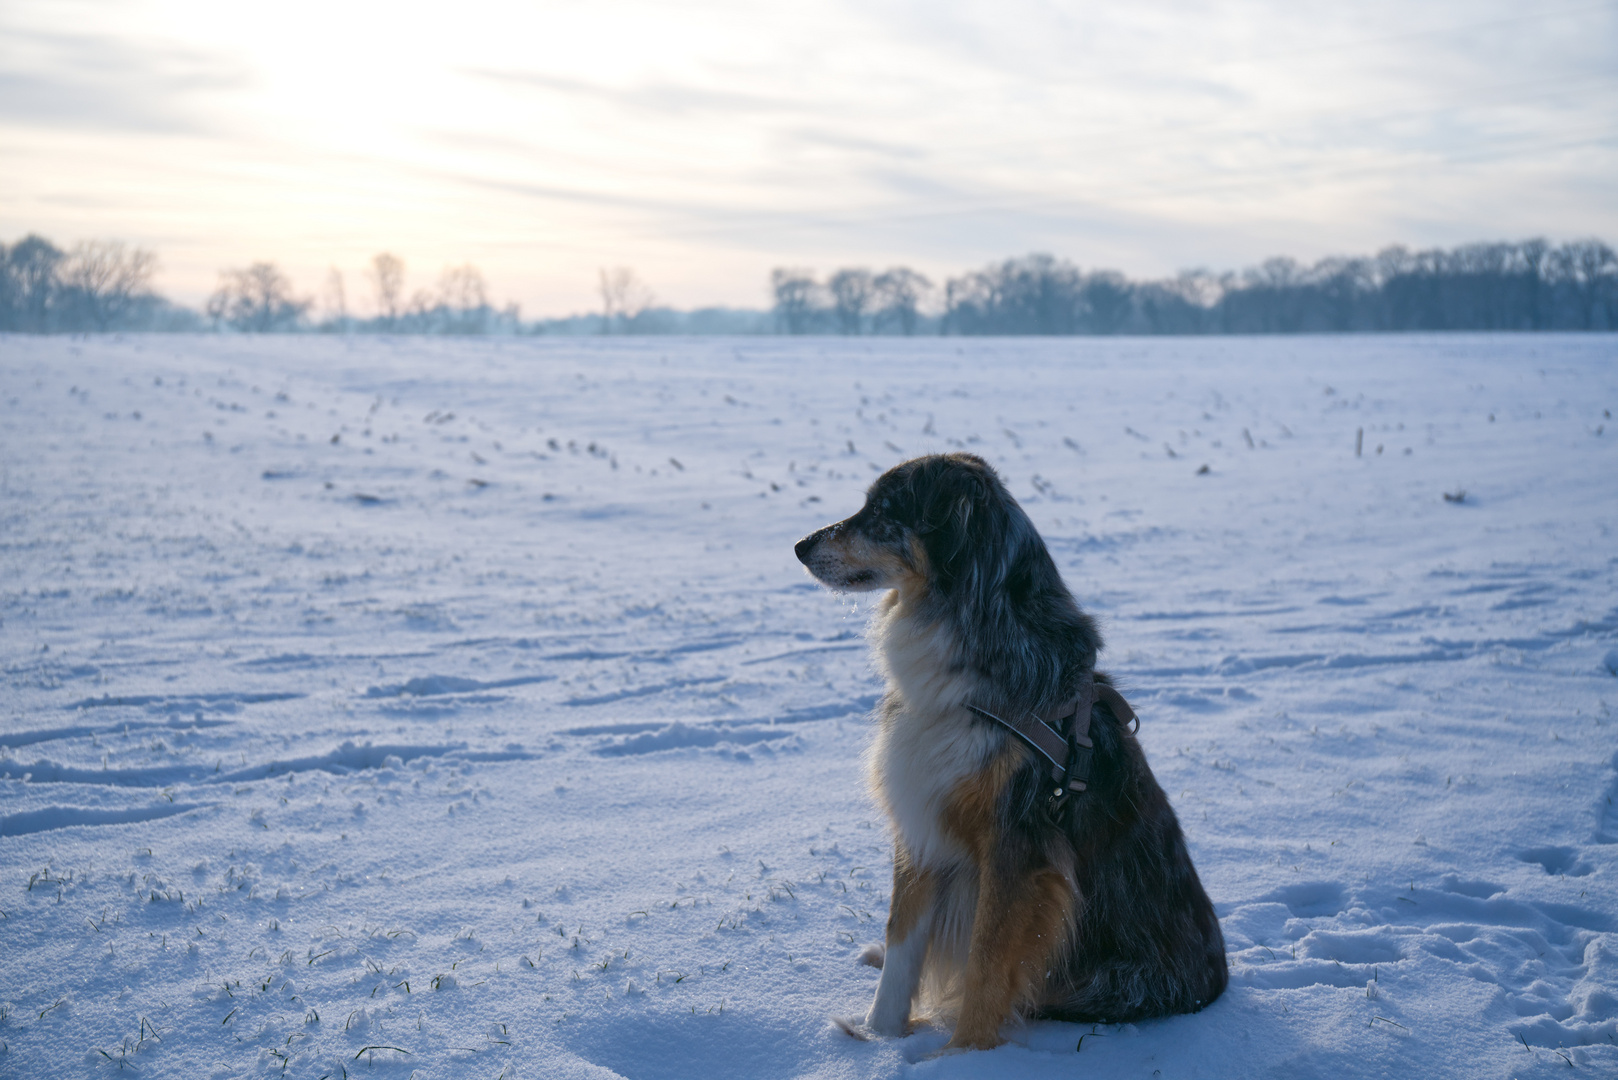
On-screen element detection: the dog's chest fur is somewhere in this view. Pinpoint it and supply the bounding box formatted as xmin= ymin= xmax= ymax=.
xmin=865 ymin=591 xmax=1001 ymax=870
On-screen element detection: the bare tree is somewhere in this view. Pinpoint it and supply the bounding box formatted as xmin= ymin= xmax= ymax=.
xmin=206 ymin=262 xmax=308 ymax=332
xmin=827 ymin=268 xmax=873 ymax=334
xmin=318 ymin=267 xmax=348 ymax=329
xmin=56 ymin=241 xmax=158 ymax=331
xmin=598 ymin=267 xmax=653 ymax=334
xmin=5 ymin=235 xmax=63 ymax=332
xmin=0 ymin=240 xmax=12 ymax=329
xmin=770 ymin=268 xmax=821 ymax=334
xmin=1556 ymin=239 xmax=1618 ymax=330
xmin=1137 ymin=271 xmax=1216 ymax=334
xmin=872 ymin=267 xmax=932 ymax=335
xmin=404 ymin=287 xmax=436 ymax=324
xmin=1080 ymin=270 xmax=1133 ymax=334
xmin=367 ymin=253 xmax=405 ymax=327
xmin=438 ymin=264 xmax=490 ymax=334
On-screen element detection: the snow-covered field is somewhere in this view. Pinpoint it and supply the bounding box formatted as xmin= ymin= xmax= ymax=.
xmin=2 ymin=333 xmax=1615 ymax=1079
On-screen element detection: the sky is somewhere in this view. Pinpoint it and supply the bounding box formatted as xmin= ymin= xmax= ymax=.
xmin=2 ymin=0 xmax=1615 ymax=316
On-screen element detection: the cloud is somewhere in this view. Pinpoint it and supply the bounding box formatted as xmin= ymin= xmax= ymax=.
xmin=0 ymin=28 xmax=250 ymax=134
xmin=781 ymin=128 xmax=927 ymax=162
xmin=465 ymin=68 xmax=810 ymax=119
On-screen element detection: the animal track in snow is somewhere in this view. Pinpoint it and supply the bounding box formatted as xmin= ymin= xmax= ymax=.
xmin=1271 ymin=881 xmax=1347 ymax=919
xmin=1516 ymin=845 xmax=1593 ymax=877
xmin=1439 ymin=874 xmax=1504 ymax=899
xmin=1223 ymin=876 xmax=1618 ymax=1051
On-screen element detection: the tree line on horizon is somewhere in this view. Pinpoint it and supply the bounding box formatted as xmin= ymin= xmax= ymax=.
xmin=2 ymin=233 xmax=1614 ymax=335
xmin=775 ymin=239 xmax=1618 ymax=335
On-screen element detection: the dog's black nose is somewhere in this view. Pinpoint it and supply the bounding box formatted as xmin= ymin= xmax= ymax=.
xmin=794 ymin=532 xmax=819 ymax=565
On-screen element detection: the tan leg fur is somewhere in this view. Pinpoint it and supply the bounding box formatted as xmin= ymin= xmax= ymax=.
xmin=939 ymin=751 xmax=1076 ymax=1050
xmin=947 ymin=866 xmax=1073 ymax=1049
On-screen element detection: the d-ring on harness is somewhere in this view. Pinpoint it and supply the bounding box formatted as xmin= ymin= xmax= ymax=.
xmin=966 ymin=675 xmax=1138 ymax=819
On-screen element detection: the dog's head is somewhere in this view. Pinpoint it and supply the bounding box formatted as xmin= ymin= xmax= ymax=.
xmin=794 ymin=453 xmax=1033 ymax=598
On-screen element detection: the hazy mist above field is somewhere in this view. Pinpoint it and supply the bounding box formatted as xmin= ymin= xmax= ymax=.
xmin=2 ymin=0 xmax=1614 ymax=314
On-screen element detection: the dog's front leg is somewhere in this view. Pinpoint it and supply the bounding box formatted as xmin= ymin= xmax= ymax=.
xmin=866 ymin=844 xmax=933 ymax=1036
xmin=946 ymin=858 xmax=1073 ymax=1051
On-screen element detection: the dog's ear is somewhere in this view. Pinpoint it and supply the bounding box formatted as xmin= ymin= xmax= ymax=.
xmin=912 ymin=468 xmax=962 ymax=534
xmin=914 ymin=465 xmax=990 ymax=579
xmin=951 ymin=492 xmax=973 ymax=535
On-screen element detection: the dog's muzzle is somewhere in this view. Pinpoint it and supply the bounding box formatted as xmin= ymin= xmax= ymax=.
xmin=794 ymin=526 xmax=833 ymax=565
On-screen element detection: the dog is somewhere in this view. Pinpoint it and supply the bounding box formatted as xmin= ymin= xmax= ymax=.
xmin=795 ymin=453 xmax=1226 ymax=1050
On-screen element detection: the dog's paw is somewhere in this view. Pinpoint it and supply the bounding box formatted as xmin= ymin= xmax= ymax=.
xmin=864 ymin=1007 xmax=911 ymax=1038
xmin=856 ymin=943 xmax=886 ymax=968
xmin=940 ymin=1029 xmax=1006 ymax=1054
xmin=830 ymin=1016 xmax=871 ymax=1041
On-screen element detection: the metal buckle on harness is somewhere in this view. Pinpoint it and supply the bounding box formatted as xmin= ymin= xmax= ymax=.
xmin=1045 ymin=707 xmax=1093 ymax=820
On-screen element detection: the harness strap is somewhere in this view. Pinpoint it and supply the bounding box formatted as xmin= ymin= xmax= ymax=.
xmin=1096 ymin=683 xmax=1137 ymax=732
xmin=965 ymin=677 xmax=1137 ymax=802
xmin=963 ymin=699 xmax=1076 ymax=782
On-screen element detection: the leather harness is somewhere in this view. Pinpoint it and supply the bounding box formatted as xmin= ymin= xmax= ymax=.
xmin=965 ymin=675 xmax=1138 ymax=819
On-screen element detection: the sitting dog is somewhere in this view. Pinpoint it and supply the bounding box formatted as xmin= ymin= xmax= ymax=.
xmin=795 ymin=453 xmax=1226 ymax=1050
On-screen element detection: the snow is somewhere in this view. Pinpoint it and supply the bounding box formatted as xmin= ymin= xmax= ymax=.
xmin=1 ymin=332 xmax=1615 ymax=1078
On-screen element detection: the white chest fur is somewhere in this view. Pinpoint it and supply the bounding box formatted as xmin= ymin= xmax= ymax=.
xmin=865 ymin=591 xmax=1000 ymax=869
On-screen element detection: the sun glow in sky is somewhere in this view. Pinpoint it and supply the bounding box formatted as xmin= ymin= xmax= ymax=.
xmin=3 ymin=0 xmax=1615 ymax=315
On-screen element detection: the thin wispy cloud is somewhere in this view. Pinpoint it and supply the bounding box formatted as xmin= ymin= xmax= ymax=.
xmin=466 ymin=69 xmax=814 ymax=119
xmin=0 ymin=29 xmax=250 ymax=134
